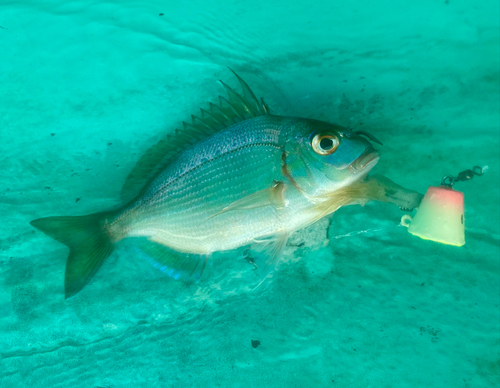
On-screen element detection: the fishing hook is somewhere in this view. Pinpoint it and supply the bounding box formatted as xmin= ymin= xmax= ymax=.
xmin=354 ymin=130 xmax=383 ymax=146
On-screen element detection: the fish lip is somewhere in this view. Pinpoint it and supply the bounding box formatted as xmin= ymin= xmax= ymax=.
xmin=350 ymin=149 xmax=380 ymax=172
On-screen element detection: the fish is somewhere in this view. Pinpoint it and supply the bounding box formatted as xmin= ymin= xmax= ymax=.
xmin=30 ymin=69 xmax=422 ymax=299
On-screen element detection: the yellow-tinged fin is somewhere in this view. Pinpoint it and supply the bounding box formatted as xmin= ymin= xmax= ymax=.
xmin=308 ymin=175 xmax=425 ymax=224
xmin=308 ymin=182 xmax=375 ymax=225
xmin=30 ymin=213 xmax=114 ymax=299
xmin=138 ymin=241 xmax=208 ymax=281
xmin=206 ymin=181 xmax=285 ymax=221
xmin=120 ymin=69 xmax=269 ymax=204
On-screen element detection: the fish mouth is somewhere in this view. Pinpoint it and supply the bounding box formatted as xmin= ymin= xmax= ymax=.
xmin=350 ymin=149 xmax=380 ymax=173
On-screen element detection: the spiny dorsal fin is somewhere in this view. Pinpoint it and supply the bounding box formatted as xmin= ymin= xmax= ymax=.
xmin=120 ymin=69 xmax=269 ymax=203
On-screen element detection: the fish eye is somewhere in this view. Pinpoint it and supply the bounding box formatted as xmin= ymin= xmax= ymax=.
xmin=312 ymin=134 xmax=339 ymax=155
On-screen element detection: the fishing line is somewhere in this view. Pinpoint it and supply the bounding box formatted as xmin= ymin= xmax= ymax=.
xmin=329 ymin=226 xmax=393 ymax=240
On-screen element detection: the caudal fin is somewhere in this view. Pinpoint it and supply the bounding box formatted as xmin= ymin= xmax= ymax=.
xmin=30 ymin=213 xmax=114 ymax=299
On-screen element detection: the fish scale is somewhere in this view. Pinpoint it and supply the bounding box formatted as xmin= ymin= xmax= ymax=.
xmin=143 ymin=116 xmax=283 ymax=198
xmin=29 ymin=71 xmax=391 ymax=298
xmin=119 ymin=145 xmax=285 ymax=253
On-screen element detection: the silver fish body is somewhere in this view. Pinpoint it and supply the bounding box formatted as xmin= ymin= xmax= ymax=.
xmin=108 ymin=115 xmax=377 ymax=255
xmin=30 ymin=71 xmax=404 ymax=299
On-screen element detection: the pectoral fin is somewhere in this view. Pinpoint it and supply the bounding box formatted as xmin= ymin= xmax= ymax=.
xmin=207 ymin=181 xmax=285 ymax=220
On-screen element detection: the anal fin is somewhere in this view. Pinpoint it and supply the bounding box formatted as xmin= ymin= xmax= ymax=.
xmin=138 ymin=241 xmax=208 ymax=281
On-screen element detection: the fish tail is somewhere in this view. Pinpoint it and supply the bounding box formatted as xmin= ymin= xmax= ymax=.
xmin=30 ymin=212 xmax=114 ymax=299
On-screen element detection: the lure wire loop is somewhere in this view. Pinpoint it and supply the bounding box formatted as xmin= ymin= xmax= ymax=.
xmin=441 ymin=166 xmax=484 ymax=188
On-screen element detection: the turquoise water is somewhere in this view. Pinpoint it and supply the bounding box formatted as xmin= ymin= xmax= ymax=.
xmin=1 ymin=0 xmax=499 ymax=387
